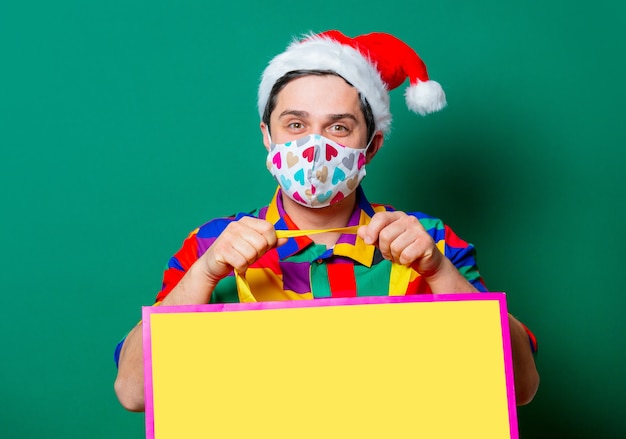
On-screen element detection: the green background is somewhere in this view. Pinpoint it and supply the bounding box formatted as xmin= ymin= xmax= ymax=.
xmin=1 ymin=0 xmax=624 ymax=437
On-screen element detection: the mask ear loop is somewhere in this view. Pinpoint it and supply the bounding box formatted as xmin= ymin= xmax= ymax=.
xmin=265 ymin=123 xmax=278 ymax=149
xmin=359 ymin=132 xmax=378 ymax=165
xmin=365 ymin=132 xmax=376 ymax=151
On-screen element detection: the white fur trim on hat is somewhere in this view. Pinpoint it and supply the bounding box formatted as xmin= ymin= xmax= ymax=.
xmin=258 ymin=34 xmax=392 ymax=135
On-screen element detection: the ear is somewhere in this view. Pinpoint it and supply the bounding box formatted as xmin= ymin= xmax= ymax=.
xmin=260 ymin=122 xmax=271 ymax=151
xmin=365 ymin=131 xmax=384 ymax=163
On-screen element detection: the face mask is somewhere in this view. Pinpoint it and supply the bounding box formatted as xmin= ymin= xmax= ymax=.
xmin=266 ymin=134 xmax=369 ymax=208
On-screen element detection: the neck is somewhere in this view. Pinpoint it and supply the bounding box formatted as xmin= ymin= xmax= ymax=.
xmin=281 ymin=190 xmax=358 ymax=247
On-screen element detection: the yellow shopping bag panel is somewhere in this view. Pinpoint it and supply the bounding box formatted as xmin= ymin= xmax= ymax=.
xmin=143 ymin=294 xmax=517 ymax=438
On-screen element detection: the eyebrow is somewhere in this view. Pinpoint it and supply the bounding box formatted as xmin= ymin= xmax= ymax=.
xmin=278 ymin=110 xmax=358 ymax=122
xmin=279 ymin=110 xmax=308 ymax=119
xmin=328 ymin=113 xmax=358 ymax=122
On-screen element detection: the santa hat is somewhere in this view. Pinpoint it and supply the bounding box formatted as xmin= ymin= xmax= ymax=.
xmin=258 ymin=30 xmax=446 ymax=135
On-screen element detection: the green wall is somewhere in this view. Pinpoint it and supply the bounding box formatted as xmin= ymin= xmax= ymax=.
xmin=1 ymin=0 xmax=624 ymax=437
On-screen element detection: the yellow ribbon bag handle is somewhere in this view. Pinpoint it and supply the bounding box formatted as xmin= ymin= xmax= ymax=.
xmin=235 ymin=225 xmax=412 ymax=302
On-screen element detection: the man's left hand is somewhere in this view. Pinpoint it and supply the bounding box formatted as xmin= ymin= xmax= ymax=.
xmin=357 ymin=211 xmax=444 ymax=279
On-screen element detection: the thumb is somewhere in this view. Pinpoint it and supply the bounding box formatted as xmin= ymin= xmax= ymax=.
xmin=356 ymin=225 xmax=376 ymax=245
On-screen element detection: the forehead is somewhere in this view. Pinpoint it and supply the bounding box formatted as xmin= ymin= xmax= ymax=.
xmin=273 ymin=74 xmax=363 ymax=117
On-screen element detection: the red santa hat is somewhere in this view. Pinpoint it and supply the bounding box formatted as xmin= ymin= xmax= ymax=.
xmin=258 ymin=30 xmax=446 ymax=135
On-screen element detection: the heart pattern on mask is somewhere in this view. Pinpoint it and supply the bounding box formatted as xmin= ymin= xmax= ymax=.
xmin=326 ymin=144 xmax=338 ymax=160
xmin=357 ymin=153 xmax=366 ymax=170
xmin=267 ymin=135 xmax=368 ymax=208
xmin=302 ymin=147 xmax=315 ymax=162
xmin=317 ymin=191 xmax=333 ymax=203
xmin=294 ymin=168 xmax=305 ymax=185
xmin=286 ymin=151 xmax=299 ymax=168
xmin=342 ymin=153 xmax=355 ymax=170
xmin=304 ymin=186 xmax=317 ymax=198
xmin=293 ymin=191 xmax=306 ymax=204
xmin=296 ymin=135 xmax=310 ymax=146
xmin=331 ymin=191 xmax=345 ymax=204
xmin=347 ymin=174 xmax=360 ymax=190
xmin=272 ymin=152 xmax=282 ymax=169
xmin=316 ymin=166 xmax=328 ymax=183
xmin=332 ymin=167 xmax=346 ymax=184
xmin=280 ymin=174 xmax=292 ymax=190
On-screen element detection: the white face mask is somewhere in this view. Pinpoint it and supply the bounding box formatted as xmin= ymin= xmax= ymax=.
xmin=266 ymin=134 xmax=369 ymax=208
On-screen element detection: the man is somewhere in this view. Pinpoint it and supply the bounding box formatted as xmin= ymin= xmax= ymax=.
xmin=114 ymin=30 xmax=539 ymax=411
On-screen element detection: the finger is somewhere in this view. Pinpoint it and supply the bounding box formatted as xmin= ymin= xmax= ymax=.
xmin=405 ymin=240 xmax=443 ymax=276
xmin=204 ymin=241 xmax=251 ymax=280
xmin=228 ymin=221 xmax=277 ymax=265
xmin=385 ymin=216 xmax=426 ymax=261
xmin=238 ymin=217 xmax=278 ymax=249
xmin=228 ymin=238 xmax=266 ymax=271
xmin=377 ymin=218 xmax=416 ymax=259
xmin=393 ymin=236 xmax=432 ymax=265
xmin=388 ymin=230 xmax=419 ymax=264
xmin=358 ymin=212 xmax=402 ymax=245
xmin=222 ymin=251 xmax=252 ymax=274
xmin=204 ymin=219 xmax=274 ymax=277
xmin=375 ymin=215 xmax=429 ymax=263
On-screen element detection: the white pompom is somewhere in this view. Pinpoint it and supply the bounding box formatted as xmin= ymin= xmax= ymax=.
xmin=405 ymin=80 xmax=447 ymax=116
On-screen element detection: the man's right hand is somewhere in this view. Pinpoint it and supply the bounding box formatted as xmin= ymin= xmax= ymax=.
xmin=198 ymin=216 xmax=281 ymax=288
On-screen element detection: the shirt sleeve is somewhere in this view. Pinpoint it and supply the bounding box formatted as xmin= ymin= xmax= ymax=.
xmin=413 ymin=212 xmax=487 ymax=292
xmin=441 ymin=223 xmax=488 ymax=292
xmin=154 ymin=217 xmax=237 ymax=302
xmin=155 ymin=228 xmax=202 ymax=304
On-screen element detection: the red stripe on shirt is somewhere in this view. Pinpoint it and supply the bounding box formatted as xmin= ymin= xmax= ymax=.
xmin=327 ymin=263 xmax=357 ymax=298
xmin=443 ymin=225 xmax=469 ymax=249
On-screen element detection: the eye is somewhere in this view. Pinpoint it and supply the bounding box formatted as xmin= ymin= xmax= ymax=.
xmin=330 ymin=124 xmax=349 ymax=133
xmin=288 ymin=122 xmax=304 ymax=129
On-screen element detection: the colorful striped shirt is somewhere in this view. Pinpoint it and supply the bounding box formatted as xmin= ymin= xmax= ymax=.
xmin=156 ymin=187 xmax=488 ymax=304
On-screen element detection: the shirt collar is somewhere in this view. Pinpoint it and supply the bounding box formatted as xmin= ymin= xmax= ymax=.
xmin=264 ymin=186 xmax=377 ymax=266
